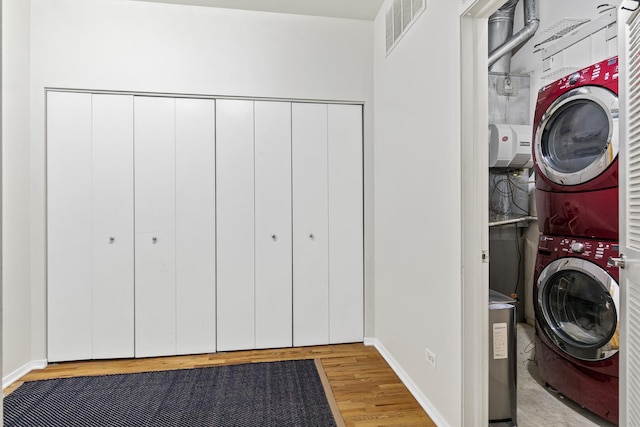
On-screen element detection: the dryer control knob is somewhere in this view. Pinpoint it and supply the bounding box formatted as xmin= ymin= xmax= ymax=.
xmin=571 ymin=242 xmax=585 ymax=253
xmin=569 ymin=72 xmax=581 ymax=85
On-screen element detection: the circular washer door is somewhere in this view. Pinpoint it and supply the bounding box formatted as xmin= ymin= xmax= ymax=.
xmin=536 ymin=257 xmax=619 ymax=361
xmin=534 ymin=86 xmax=618 ymax=186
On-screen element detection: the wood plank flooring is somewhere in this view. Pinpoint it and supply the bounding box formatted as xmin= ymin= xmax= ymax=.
xmin=4 ymin=343 xmax=435 ymax=427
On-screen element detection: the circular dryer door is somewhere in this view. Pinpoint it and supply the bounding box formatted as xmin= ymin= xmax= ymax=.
xmin=536 ymin=257 xmax=619 ymax=361
xmin=534 ymin=86 xmax=618 ymax=186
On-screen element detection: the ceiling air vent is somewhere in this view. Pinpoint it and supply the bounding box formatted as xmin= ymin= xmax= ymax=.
xmin=402 ymin=0 xmax=412 ymax=31
xmin=385 ymin=8 xmax=394 ymax=53
xmin=393 ymin=0 xmax=402 ymax=42
xmin=385 ymin=0 xmax=426 ymax=55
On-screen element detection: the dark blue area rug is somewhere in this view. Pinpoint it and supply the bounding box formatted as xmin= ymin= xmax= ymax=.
xmin=4 ymin=358 xmax=344 ymax=427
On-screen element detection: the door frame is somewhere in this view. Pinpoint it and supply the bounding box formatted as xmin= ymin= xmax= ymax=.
xmin=459 ymin=0 xmax=506 ymax=424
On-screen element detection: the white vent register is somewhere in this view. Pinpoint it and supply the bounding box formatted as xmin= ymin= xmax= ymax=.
xmin=385 ymin=0 xmax=425 ymax=55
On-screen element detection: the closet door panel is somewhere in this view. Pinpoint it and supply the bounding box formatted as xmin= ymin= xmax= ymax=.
xmin=47 ymin=91 xmax=93 ymax=362
xmin=134 ymin=96 xmax=177 ymax=358
xmin=216 ymin=100 xmax=255 ymax=351
xmin=292 ymin=103 xmax=329 ymax=346
xmin=91 ymin=94 xmax=135 ymax=358
xmin=328 ymin=104 xmax=364 ymax=344
xmin=254 ymin=101 xmax=292 ymax=349
xmin=175 ymin=98 xmax=216 ymax=355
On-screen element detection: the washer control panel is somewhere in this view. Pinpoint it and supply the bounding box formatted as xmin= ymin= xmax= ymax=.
xmin=538 ymin=235 xmax=619 ymax=261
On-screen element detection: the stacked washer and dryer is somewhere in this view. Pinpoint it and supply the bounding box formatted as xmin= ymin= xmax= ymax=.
xmin=532 ymin=56 xmax=620 ymax=424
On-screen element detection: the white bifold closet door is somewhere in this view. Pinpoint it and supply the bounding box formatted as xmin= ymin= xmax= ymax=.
xmin=216 ymin=100 xmax=292 ymax=351
xmin=216 ymin=100 xmax=256 ymax=351
xmin=292 ymin=103 xmax=364 ymax=346
xmin=134 ymin=97 xmax=216 ymax=358
xmin=292 ymin=103 xmax=330 ymax=346
xmin=134 ymin=97 xmax=177 ymax=358
xmin=91 ymin=94 xmax=136 ymax=358
xmin=49 ymin=93 xmax=215 ymax=361
xmin=47 ymin=92 xmax=134 ymax=362
xmin=175 ymin=98 xmax=216 ymax=355
xmin=327 ymin=104 xmax=363 ymax=344
xmin=254 ymin=101 xmax=293 ymax=349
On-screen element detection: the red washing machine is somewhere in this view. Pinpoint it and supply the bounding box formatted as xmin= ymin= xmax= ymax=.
xmin=534 ymin=234 xmax=619 ymax=424
xmin=533 ymin=57 xmax=619 ymax=240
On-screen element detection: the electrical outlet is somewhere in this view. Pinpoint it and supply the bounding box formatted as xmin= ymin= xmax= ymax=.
xmin=425 ymin=348 xmax=436 ymax=367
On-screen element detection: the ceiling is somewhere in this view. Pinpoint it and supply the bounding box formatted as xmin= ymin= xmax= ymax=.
xmin=132 ymin=0 xmax=386 ymax=21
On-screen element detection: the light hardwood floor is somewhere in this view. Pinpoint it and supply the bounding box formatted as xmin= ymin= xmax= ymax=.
xmin=4 ymin=343 xmax=435 ymax=427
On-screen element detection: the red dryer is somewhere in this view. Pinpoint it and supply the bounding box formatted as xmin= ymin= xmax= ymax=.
xmin=533 ymin=57 xmax=619 ymax=240
xmin=534 ymin=234 xmax=619 ymax=424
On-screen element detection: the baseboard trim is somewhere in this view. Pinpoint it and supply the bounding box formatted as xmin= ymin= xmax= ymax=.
xmin=3 ymin=359 xmax=48 ymax=389
xmin=366 ymin=338 xmax=449 ymax=427
xmin=363 ymin=337 xmax=377 ymax=346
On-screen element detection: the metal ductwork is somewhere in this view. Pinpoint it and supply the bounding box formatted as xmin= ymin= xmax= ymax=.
xmin=488 ymin=0 xmax=539 ymax=72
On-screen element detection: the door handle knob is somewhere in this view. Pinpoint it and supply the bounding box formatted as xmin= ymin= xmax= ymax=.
xmin=272 ymin=234 xmax=277 ymax=241
xmin=152 ymin=237 xmax=158 ymax=244
xmin=109 ymin=237 xmax=115 ymax=244
xmin=309 ymin=233 xmax=314 ymax=240
xmin=608 ymin=255 xmax=626 ymax=269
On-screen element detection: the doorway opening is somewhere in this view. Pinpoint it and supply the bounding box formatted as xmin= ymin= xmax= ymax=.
xmin=461 ymin=0 xmax=621 ymax=425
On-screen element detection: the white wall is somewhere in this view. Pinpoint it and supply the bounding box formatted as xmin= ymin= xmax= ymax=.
xmin=11 ymin=0 xmax=374 ymax=376
xmin=373 ymin=1 xmax=463 ymax=425
xmin=2 ymin=0 xmax=33 ymax=382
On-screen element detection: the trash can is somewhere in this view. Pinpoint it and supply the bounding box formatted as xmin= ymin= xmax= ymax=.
xmin=489 ymin=289 xmax=517 ymax=426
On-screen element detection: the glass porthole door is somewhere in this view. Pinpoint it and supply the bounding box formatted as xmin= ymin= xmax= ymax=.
xmin=536 ymin=257 xmax=619 ymax=361
xmin=534 ymin=86 xmax=618 ymax=186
